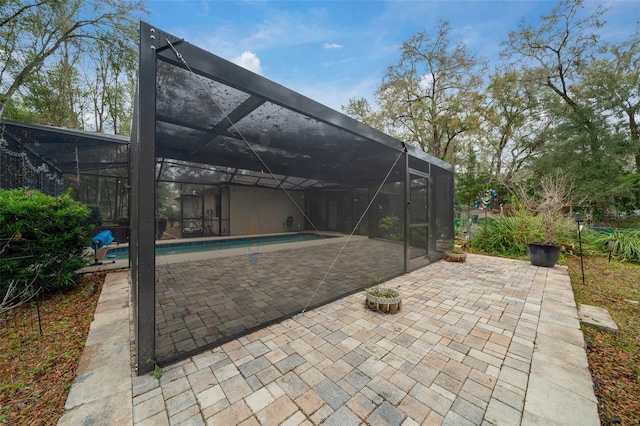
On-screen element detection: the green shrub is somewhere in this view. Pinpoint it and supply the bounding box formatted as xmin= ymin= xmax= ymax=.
xmin=0 ymin=188 xmax=91 ymax=298
xmin=598 ymin=229 xmax=640 ymax=262
xmin=468 ymin=214 xmax=530 ymax=258
xmin=379 ymin=215 xmax=401 ymax=240
xmin=468 ymin=210 xmax=603 ymax=260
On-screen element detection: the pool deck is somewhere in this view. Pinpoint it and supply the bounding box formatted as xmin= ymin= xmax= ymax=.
xmin=60 ymin=253 xmax=599 ymax=426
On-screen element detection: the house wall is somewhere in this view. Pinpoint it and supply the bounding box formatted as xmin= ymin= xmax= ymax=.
xmin=229 ymin=186 xmax=305 ymax=236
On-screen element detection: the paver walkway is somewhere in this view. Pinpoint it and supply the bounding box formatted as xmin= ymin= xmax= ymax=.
xmin=59 ymin=254 xmax=599 ymax=425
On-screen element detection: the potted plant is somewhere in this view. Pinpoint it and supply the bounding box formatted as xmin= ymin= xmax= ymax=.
xmin=365 ymin=285 xmax=401 ymax=314
xmin=515 ymin=171 xmax=576 ymax=267
xmin=444 ymin=242 xmax=467 ymax=262
xmin=527 ymin=218 xmax=561 ymax=267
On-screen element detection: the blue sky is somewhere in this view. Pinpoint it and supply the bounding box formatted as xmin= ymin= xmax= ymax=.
xmin=143 ymin=0 xmax=639 ymax=112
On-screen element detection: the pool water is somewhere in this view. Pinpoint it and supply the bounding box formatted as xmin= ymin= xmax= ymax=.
xmin=106 ymin=233 xmax=329 ymax=260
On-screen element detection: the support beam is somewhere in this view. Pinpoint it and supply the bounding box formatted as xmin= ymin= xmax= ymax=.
xmin=132 ymin=22 xmax=170 ymax=375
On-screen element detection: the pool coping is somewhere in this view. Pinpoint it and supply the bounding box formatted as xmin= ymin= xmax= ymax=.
xmin=82 ymin=231 xmax=354 ymax=271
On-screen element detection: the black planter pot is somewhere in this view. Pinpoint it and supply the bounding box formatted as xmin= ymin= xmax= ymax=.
xmin=527 ymin=242 xmax=560 ymax=267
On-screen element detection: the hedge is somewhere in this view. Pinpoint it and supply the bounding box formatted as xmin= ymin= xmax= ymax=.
xmin=0 ymin=188 xmax=91 ymax=298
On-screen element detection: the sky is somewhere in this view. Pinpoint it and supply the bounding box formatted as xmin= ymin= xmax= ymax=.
xmin=142 ymin=0 xmax=639 ymax=112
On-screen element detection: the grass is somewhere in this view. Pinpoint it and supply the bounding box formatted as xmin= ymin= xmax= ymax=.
xmin=564 ymin=255 xmax=640 ymax=424
xmin=0 ymin=272 xmax=105 ymax=425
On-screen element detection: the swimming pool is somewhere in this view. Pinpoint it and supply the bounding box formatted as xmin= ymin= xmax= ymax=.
xmin=105 ymin=233 xmax=330 ymax=260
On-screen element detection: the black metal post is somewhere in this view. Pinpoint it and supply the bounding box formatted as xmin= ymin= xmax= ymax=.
xmin=133 ymin=21 xmax=161 ymax=375
xmin=575 ymin=214 xmax=585 ymax=286
xmin=484 ymin=207 xmax=488 ymax=252
xmin=607 ymin=239 xmax=615 ymax=263
xmin=404 ymin=149 xmax=410 ymax=273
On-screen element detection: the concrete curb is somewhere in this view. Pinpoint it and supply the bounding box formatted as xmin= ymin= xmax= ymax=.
xmin=58 ymin=270 xmax=134 ymax=426
xmin=522 ymin=267 xmax=599 ymax=425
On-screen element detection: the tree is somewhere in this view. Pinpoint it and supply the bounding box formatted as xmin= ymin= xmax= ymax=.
xmin=0 ymin=0 xmax=145 ymax=120
xmin=501 ymin=0 xmax=605 ymax=143
xmin=501 ymin=0 xmax=638 ymax=213
xmin=481 ymin=69 xmax=549 ymax=185
xmin=503 ymin=0 xmax=604 ymax=108
xmin=454 ymin=144 xmax=495 ymax=208
xmin=529 ymin=98 xmax=628 ymax=216
xmin=376 ymin=20 xmax=485 ymax=163
xmin=1 ymin=0 xmax=142 ymax=220
xmin=581 ymin=33 xmax=640 ymax=176
xmin=86 ymin=34 xmax=137 ymax=135
xmin=21 ymin=42 xmax=85 ymax=128
xmin=341 ymin=97 xmax=384 ymax=132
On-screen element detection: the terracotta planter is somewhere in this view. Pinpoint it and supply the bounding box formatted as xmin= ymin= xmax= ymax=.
xmin=527 ymin=243 xmax=560 ymax=267
xmin=444 ymin=252 xmax=467 ymax=262
xmin=365 ymin=289 xmax=401 ymax=314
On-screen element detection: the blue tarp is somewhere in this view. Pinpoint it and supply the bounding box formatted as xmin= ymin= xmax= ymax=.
xmin=92 ymin=230 xmax=114 ymax=248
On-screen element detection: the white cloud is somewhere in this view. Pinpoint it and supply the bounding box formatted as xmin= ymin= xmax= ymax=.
xmin=242 ymin=11 xmax=334 ymax=50
xmin=418 ymin=73 xmax=434 ymax=90
xmin=324 ymin=42 xmax=343 ymax=50
xmin=199 ymin=1 xmax=209 ymax=17
xmin=232 ymin=51 xmax=263 ymax=75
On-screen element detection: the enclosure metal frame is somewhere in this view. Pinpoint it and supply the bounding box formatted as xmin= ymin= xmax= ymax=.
xmin=0 ymin=119 xmax=128 ymax=178
xmin=132 ymin=21 xmax=454 ymax=374
xmin=130 ymin=23 xmax=159 ymax=371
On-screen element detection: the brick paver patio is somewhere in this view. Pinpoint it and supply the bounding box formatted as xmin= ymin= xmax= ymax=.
xmin=60 ymin=253 xmax=599 ymax=425
xmin=155 ymin=238 xmax=404 ymax=363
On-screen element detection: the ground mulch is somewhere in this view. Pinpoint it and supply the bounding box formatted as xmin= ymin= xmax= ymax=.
xmin=0 ymin=271 xmax=105 ymax=425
